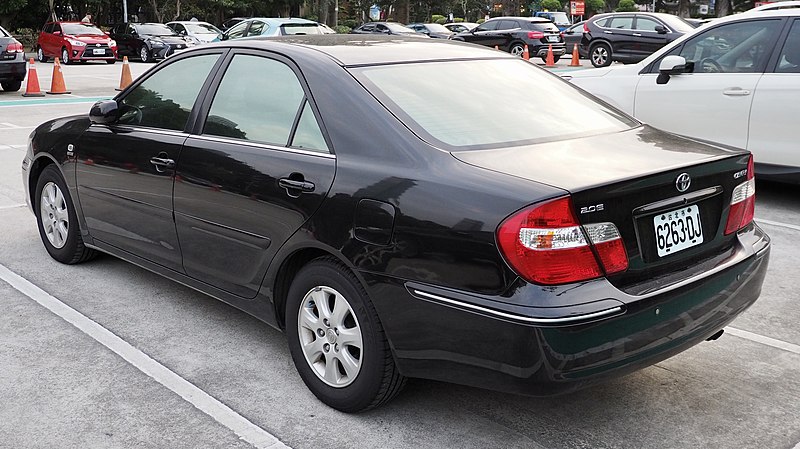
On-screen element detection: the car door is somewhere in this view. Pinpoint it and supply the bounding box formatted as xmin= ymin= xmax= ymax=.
xmin=748 ymin=18 xmax=800 ymax=170
xmin=496 ymin=19 xmax=521 ymax=49
xmin=603 ymin=15 xmax=635 ymax=60
xmin=634 ymin=18 xmax=782 ymax=150
xmin=48 ymin=23 xmax=63 ymax=57
xmin=75 ymin=51 xmax=224 ymax=272
xmin=174 ymin=51 xmax=336 ymax=298
xmin=460 ymin=20 xmax=499 ymax=45
xmin=633 ymin=16 xmax=669 ymax=58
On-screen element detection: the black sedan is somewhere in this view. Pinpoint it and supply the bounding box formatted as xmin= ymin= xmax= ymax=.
xmin=580 ymin=12 xmax=694 ymax=67
xmin=22 ymin=36 xmax=770 ymax=412
xmin=109 ymin=22 xmax=196 ymax=62
xmin=452 ymin=16 xmax=566 ymax=62
xmin=0 ymin=24 xmax=25 ymax=92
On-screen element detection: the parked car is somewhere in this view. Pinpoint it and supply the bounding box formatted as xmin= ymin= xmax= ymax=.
xmin=745 ymin=0 xmax=800 ymax=12
xmin=0 ymin=25 xmax=26 ymax=92
xmin=221 ymin=17 xmax=331 ymax=40
xmin=534 ymin=11 xmax=572 ymax=31
xmin=407 ymin=23 xmax=454 ymax=38
xmin=23 ymin=35 xmax=770 ymax=412
xmin=568 ymin=9 xmax=800 ymax=183
xmin=562 ymin=20 xmax=585 ymax=55
xmin=452 ymin=16 xmax=566 ymax=62
xmin=166 ymin=20 xmax=223 ymax=44
xmin=444 ymin=22 xmax=479 ymax=33
xmin=36 ymin=21 xmax=117 ymax=64
xmin=350 ymin=22 xmax=423 ymax=36
xmin=580 ymin=12 xmax=694 ymax=67
xmin=110 ymin=23 xmax=196 ymax=62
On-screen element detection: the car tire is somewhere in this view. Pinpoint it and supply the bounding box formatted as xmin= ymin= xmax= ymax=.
xmin=34 ymin=165 xmax=98 ymax=265
xmin=286 ymin=257 xmax=406 ymax=413
xmin=61 ymin=47 xmax=71 ymax=65
xmin=106 ymin=59 xmax=116 ymax=64
xmin=1 ymin=80 xmax=22 ymax=92
xmin=36 ymin=46 xmax=48 ymax=63
xmin=509 ymin=43 xmax=525 ymax=57
xmin=590 ymin=43 xmax=612 ymax=68
xmin=139 ymin=46 xmax=151 ymax=63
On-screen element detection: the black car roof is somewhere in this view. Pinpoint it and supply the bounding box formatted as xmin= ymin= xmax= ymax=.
xmin=221 ymin=35 xmax=511 ymax=66
xmin=486 ymin=16 xmax=552 ymax=22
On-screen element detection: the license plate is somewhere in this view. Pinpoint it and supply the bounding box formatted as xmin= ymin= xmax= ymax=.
xmin=92 ymin=48 xmax=105 ymax=55
xmin=654 ymin=205 xmax=703 ymax=257
xmin=547 ymin=35 xmax=559 ymax=42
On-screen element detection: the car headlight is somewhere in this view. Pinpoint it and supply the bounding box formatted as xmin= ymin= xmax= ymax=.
xmin=69 ymin=39 xmax=87 ymax=46
xmin=108 ymin=40 xmax=117 ymax=47
xmin=147 ymin=38 xmax=165 ymax=47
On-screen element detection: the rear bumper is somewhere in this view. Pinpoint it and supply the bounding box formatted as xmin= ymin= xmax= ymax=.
xmin=366 ymin=223 xmax=770 ymax=396
xmin=0 ymin=59 xmax=26 ymax=81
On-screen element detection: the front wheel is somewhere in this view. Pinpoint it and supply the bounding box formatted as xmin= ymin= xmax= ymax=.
xmin=590 ymin=43 xmax=612 ymax=68
xmin=139 ymin=46 xmax=152 ymax=63
xmin=35 ymin=165 xmax=98 ymax=264
xmin=61 ymin=47 xmax=71 ymax=65
xmin=286 ymin=257 xmax=406 ymax=412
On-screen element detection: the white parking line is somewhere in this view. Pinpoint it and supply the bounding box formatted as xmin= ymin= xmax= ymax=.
xmin=0 ymin=122 xmax=36 ymax=129
xmin=0 ymin=263 xmax=290 ymax=449
xmin=725 ymin=326 xmax=800 ymax=355
xmin=0 ymin=204 xmax=26 ymax=210
xmin=757 ymin=218 xmax=800 ymax=232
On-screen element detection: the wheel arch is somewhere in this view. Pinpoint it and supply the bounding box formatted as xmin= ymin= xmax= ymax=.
xmin=27 ymin=153 xmax=61 ymax=208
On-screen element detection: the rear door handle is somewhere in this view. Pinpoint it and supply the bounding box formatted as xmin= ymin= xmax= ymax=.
xmin=633 ymin=33 xmax=642 ymax=36
xmin=723 ymin=88 xmax=751 ymax=97
xmin=604 ymin=30 xmax=613 ymax=34
xmin=278 ymin=178 xmax=315 ymax=193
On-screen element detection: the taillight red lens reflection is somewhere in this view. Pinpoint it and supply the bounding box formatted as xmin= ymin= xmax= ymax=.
xmin=724 ymin=155 xmax=756 ymax=235
xmin=528 ymin=31 xmax=545 ymax=39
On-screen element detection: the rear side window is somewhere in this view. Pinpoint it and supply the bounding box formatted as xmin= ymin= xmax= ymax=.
xmin=204 ymin=54 xmax=329 ymax=152
xmin=607 ymin=17 xmax=634 ymax=30
xmin=497 ymin=20 xmax=520 ymax=30
xmin=117 ymin=54 xmax=220 ymax=130
xmin=354 ymin=59 xmax=636 ymax=149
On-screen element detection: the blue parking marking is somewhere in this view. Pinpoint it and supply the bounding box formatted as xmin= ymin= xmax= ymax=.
xmin=0 ymin=96 xmax=111 ymax=107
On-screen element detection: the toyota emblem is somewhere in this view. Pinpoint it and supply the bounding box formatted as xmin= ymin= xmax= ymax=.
xmin=675 ymin=173 xmax=691 ymax=192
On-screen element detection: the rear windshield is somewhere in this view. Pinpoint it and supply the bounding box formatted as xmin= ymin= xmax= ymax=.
xmin=386 ymin=23 xmax=416 ymax=33
xmin=62 ymin=23 xmax=105 ymax=35
xmin=281 ymin=23 xmax=323 ymax=35
xmin=530 ymin=22 xmax=560 ymax=32
xmin=353 ymin=59 xmax=636 ymax=150
xmin=544 ymin=12 xmax=571 ymax=26
xmin=0 ymin=26 xmax=9 ymax=37
xmin=424 ymin=23 xmax=451 ymax=33
xmin=185 ymin=23 xmax=221 ymax=34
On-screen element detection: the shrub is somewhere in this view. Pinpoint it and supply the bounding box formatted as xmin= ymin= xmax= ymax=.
xmin=616 ymin=0 xmax=637 ymax=11
xmin=431 ymin=14 xmax=445 ymax=23
xmin=541 ymin=0 xmax=563 ymax=10
xmin=334 ymin=25 xmax=352 ymax=34
xmin=454 ymin=17 xmax=464 ymax=22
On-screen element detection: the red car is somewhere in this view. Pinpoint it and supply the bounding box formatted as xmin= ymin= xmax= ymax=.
xmin=36 ymin=21 xmax=117 ymax=64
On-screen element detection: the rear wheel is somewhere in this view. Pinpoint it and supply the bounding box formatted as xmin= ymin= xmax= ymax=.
xmin=61 ymin=47 xmax=70 ymax=65
xmin=36 ymin=46 xmax=48 ymax=63
xmin=286 ymin=257 xmax=406 ymax=412
xmin=1 ymin=80 xmax=22 ymax=92
xmin=509 ymin=43 xmax=525 ymax=57
xmin=34 ymin=165 xmax=98 ymax=264
xmin=106 ymin=59 xmax=116 ymax=64
xmin=590 ymin=43 xmax=612 ymax=68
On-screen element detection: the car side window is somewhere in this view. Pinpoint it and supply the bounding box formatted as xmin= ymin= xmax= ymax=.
xmin=247 ymin=20 xmax=265 ymax=36
xmin=361 ymin=24 xmax=375 ymax=32
xmin=291 ymin=100 xmax=329 ymax=152
xmin=776 ymin=20 xmax=800 ymax=73
xmin=497 ymin=20 xmax=519 ymax=30
xmin=377 ymin=24 xmax=389 ymax=33
xmin=678 ymin=20 xmax=780 ymax=73
xmin=53 ymin=23 xmax=61 ymax=34
xmin=635 ymin=17 xmax=662 ymax=32
xmin=607 ymin=17 xmax=634 ymax=30
xmin=204 ymin=54 xmax=328 ymax=151
xmin=117 ymin=54 xmax=220 ymax=130
xmin=226 ymin=21 xmax=248 ymax=39
xmin=175 ymin=24 xmax=185 ymax=34
xmin=476 ymin=21 xmax=499 ymax=32
xmin=43 ymin=23 xmax=53 ymax=33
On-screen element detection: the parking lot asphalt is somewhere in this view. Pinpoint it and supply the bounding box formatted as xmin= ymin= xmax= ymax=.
xmin=1 ymin=60 xmax=799 ymax=449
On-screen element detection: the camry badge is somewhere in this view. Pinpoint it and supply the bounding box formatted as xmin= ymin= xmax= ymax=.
xmin=675 ymin=173 xmax=691 ymax=192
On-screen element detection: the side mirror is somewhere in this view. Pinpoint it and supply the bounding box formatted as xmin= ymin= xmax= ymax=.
xmin=53 ymin=31 xmax=62 ymax=36
xmin=221 ymin=33 xmax=229 ymax=40
xmin=89 ymin=100 xmax=119 ymax=124
xmin=657 ymin=55 xmax=686 ymax=85
xmin=655 ymin=25 xmax=667 ymax=34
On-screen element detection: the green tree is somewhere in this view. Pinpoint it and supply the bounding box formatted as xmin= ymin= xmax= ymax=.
xmin=540 ymin=0 xmax=561 ymax=10
xmin=585 ymin=0 xmax=606 ymax=14
xmin=616 ymin=0 xmax=636 ymax=11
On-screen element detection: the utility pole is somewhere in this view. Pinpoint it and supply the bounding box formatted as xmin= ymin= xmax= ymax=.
xmin=123 ymin=0 xmax=128 ymax=22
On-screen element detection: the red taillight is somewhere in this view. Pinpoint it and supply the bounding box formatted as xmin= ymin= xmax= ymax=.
xmin=497 ymin=197 xmax=628 ymax=285
xmin=6 ymin=40 xmax=24 ymax=53
xmin=528 ymin=31 xmax=545 ymax=39
xmin=724 ymin=155 xmax=756 ymax=235
xmin=583 ymin=22 xmax=590 ymax=32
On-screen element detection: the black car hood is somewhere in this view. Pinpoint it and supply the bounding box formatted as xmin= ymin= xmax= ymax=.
xmin=141 ymin=34 xmax=187 ymax=44
xmin=451 ymin=125 xmax=743 ymax=192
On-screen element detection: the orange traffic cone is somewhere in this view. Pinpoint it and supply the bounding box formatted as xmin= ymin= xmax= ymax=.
xmin=545 ymin=44 xmax=556 ymax=67
xmin=569 ymin=44 xmax=581 ymax=67
xmin=22 ymin=58 xmax=45 ymax=97
xmin=523 ymin=44 xmax=530 ymax=61
xmin=115 ymin=56 xmax=132 ymax=91
xmin=46 ymin=58 xmax=71 ymax=94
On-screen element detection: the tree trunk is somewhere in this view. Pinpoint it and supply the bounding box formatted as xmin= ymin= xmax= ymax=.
xmin=716 ymin=0 xmax=731 ymax=16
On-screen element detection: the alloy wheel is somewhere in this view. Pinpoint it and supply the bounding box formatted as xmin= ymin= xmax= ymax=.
xmin=61 ymin=48 xmax=69 ymax=64
xmin=297 ymin=286 xmax=363 ymax=388
xmin=591 ymin=46 xmax=608 ymax=67
xmin=39 ymin=181 xmax=69 ymax=249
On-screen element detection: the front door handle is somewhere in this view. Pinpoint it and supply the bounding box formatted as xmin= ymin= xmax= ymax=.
xmin=604 ymin=30 xmax=613 ymax=34
xmin=149 ymin=156 xmax=175 ymax=172
xmin=633 ymin=33 xmax=642 ymax=36
xmin=278 ymin=178 xmax=315 ymax=194
xmin=723 ymin=88 xmax=751 ymax=97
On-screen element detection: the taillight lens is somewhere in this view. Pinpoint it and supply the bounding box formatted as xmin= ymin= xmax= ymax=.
xmin=497 ymin=197 xmax=628 ymax=285
xmin=583 ymin=22 xmax=590 ymax=32
xmin=6 ymin=40 xmax=24 ymax=53
xmin=528 ymin=31 xmax=545 ymax=39
xmin=724 ymin=155 xmax=756 ymax=235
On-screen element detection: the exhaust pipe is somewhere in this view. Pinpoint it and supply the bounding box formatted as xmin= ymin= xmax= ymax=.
xmin=706 ymin=329 xmax=725 ymax=341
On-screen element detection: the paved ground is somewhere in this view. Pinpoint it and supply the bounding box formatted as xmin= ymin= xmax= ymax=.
xmin=1 ymin=58 xmax=799 ymax=449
